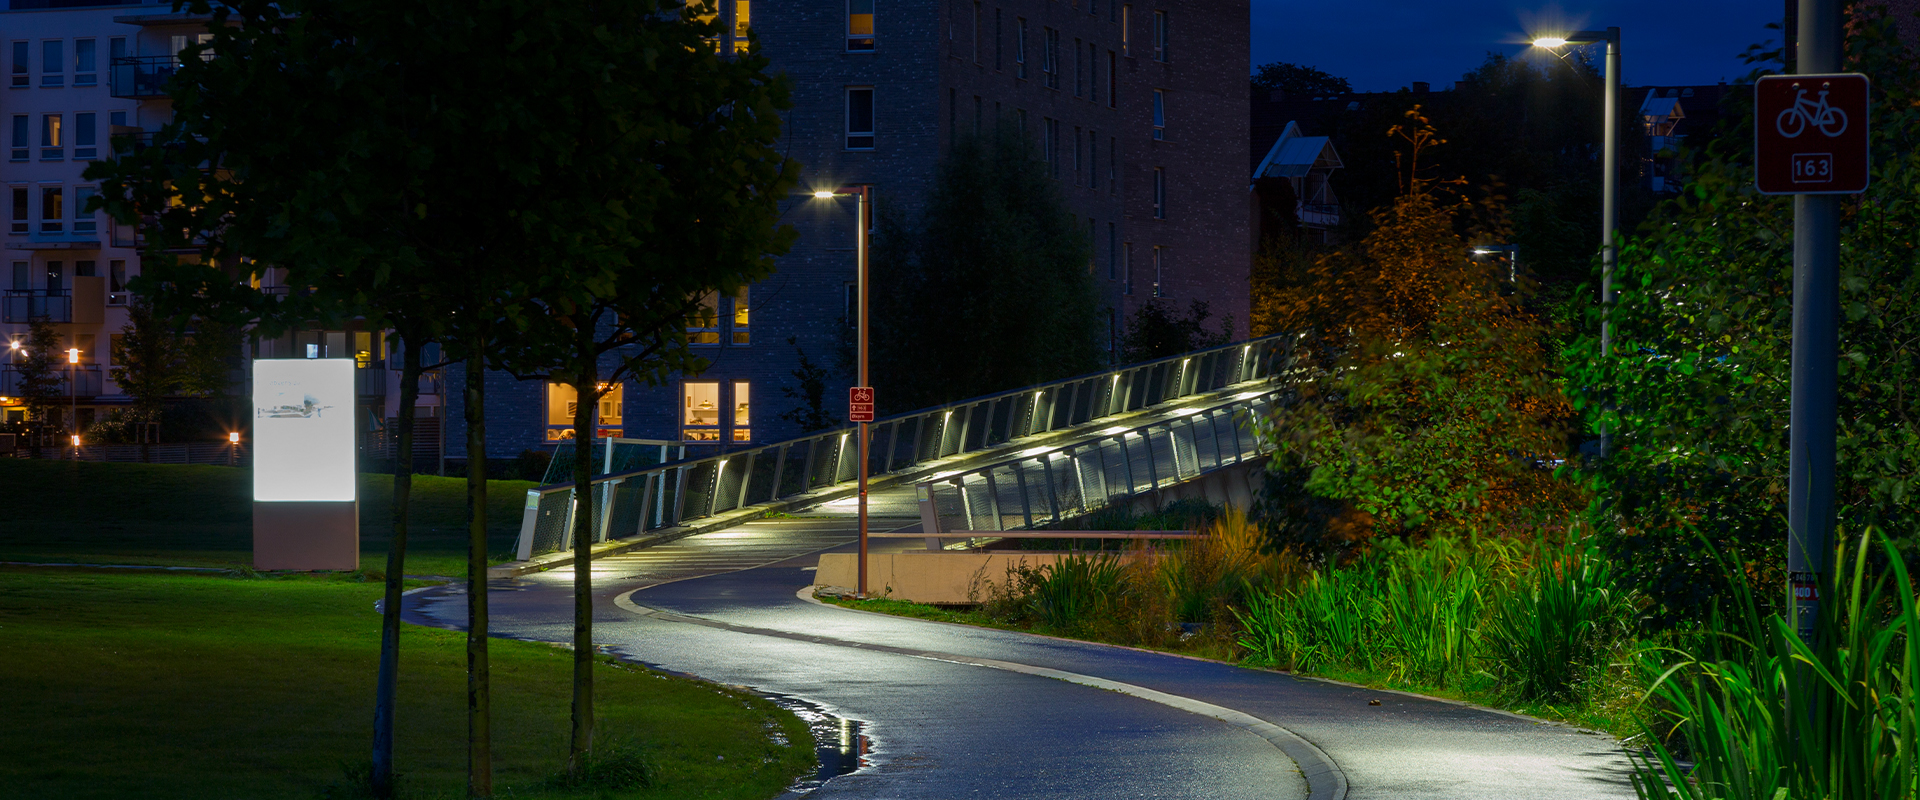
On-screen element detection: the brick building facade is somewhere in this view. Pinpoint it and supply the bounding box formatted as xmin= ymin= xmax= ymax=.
xmin=447 ymin=0 xmax=1250 ymax=464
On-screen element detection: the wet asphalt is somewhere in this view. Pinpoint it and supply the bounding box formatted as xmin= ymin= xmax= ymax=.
xmin=405 ymin=509 xmax=1638 ymax=800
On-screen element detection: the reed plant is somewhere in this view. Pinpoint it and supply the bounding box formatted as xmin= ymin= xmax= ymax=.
xmin=1025 ymin=553 xmax=1129 ymax=632
xmin=1630 ymin=528 xmax=1919 ymax=800
xmin=1482 ymin=534 xmax=1629 ymax=702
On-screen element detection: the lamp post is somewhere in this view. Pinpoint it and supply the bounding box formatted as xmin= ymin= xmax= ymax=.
xmin=1534 ymin=27 xmax=1620 ymax=455
xmin=812 ymin=185 xmax=873 ymax=597
xmin=67 ymin=347 xmax=80 ymax=452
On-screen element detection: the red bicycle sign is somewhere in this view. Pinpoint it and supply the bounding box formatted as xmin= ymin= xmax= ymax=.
xmin=1755 ymin=73 xmax=1870 ymax=195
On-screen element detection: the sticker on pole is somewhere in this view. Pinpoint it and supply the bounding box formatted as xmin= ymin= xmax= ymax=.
xmin=1755 ymin=73 xmax=1870 ymax=195
xmin=848 ymin=386 xmax=875 ymax=423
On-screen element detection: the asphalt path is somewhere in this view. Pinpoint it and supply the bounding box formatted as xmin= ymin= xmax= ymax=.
xmin=406 ymin=525 xmax=1639 ymax=800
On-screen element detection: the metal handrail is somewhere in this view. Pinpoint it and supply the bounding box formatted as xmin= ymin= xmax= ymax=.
xmin=513 ymin=331 xmax=1296 ymax=560
xmin=913 ymin=387 xmax=1281 ymax=535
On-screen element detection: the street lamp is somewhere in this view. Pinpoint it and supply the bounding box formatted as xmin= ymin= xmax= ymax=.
xmin=67 ymin=347 xmax=80 ymax=451
xmin=1533 ymin=27 xmax=1619 ymax=453
xmin=810 ymin=185 xmax=874 ymax=597
xmin=1472 ymin=244 xmax=1520 ymax=284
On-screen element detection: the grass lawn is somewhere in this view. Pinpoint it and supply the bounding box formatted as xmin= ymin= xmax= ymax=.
xmin=0 ymin=567 xmax=815 ymax=799
xmin=0 ymin=460 xmax=535 ymax=576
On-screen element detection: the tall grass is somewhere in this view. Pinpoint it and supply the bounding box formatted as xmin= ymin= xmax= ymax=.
xmin=1482 ymin=534 xmax=1629 ymax=702
xmin=1630 ymin=528 xmax=1919 ymax=800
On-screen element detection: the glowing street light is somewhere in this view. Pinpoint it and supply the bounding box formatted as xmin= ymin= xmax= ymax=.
xmin=809 ymin=185 xmax=875 ymax=597
xmin=1532 ymin=26 xmax=1620 ymax=452
xmin=67 ymin=347 xmax=81 ymax=451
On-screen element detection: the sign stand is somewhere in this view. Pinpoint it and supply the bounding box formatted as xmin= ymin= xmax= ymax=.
xmin=252 ymin=358 xmax=360 ymax=571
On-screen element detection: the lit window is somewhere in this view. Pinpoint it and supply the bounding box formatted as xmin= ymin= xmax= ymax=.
xmin=73 ymin=39 xmax=95 ymax=86
xmin=683 ymin=381 xmax=722 ymax=442
xmin=732 ymin=381 xmax=751 ymax=441
xmin=731 ymin=285 xmax=750 ymax=344
xmin=41 ymin=114 xmax=61 ymax=160
xmin=1121 ymin=5 xmax=1131 ymax=55
xmin=546 ymin=382 xmax=625 ymax=441
xmin=688 ymin=291 xmax=721 ymax=344
xmin=41 ymin=41 xmax=63 ymax=87
xmin=1153 ymin=10 xmax=1168 ymax=61
xmin=40 ymin=186 xmax=62 ymax=233
xmin=1152 ymin=89 xmax=1165 ymax=140
xmin=847 ymin=87 xmax=874 ymax=149
xmin=848 ymin=0 xmax=875 ymax=51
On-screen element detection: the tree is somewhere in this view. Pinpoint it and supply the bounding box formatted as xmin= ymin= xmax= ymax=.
xmin=108 ymin=300 xmax=179 ymax=462
xmin=1119 ymin=299 xmax=1231 ymax=362
xmin=779 ymin=336 xmax=842 ymax=432
xmin=1565 ymin=10 xmax=1920 ymax=627
xmin=1251 ymin=62 xmax=1352 ymax=97
xmin=1257 ymin=110 xmax=1576 ymax=556
xmin=869 ymin=123 xmax=1103 ymax=412
xmin=13 ymin=317 xmax=63 ymax=458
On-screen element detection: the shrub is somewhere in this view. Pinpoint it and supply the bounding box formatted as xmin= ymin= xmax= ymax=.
xmin=1481 ymin=534 xmax=1629 ymax=702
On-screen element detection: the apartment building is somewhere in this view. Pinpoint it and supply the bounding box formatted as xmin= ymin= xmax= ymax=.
xmin=449 ymin=0 xmax=1252 ymax=461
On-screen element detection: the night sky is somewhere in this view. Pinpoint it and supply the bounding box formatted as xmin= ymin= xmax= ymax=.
xmin=1251 ymin=1 xmax=1788 ymax=91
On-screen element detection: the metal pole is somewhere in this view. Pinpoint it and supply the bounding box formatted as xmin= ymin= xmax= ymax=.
xmin=1599 ymin=27 xmax=1620 ymax=457
xmin=1789 ymin=0 xmax=1840 ymax=645
xmin=856 ymin=186 xmax=871 ymax=598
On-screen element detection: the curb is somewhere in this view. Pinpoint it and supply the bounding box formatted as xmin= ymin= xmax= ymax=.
xmin=615 ymin=586 xmax=1347 ymax=800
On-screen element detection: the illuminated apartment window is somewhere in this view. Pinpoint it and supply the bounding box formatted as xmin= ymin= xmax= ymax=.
xmin=732 ymin=381 xmax=751 ymax=441
xmin=41 ymin=113 xmax=61 ymax=160
xmin=1153 ymin=10 xmax=1169 ymax=62
xmin=688 ymin=291 xmax=721 ymax=344
xmin=846 ymin=87 xmax=874 ymax=149
xmin=546 ymin=382 xmax=625 ymax=441
xmin=683 ymin=381 xmax=722 ymax=442
xmin=40 ymin=186 xmax=62 ymax=233
xmin=848 ymin=0 xmax=875 ymax=51
xmin=1152 ymin=89 xmax=1165 ymax=140
xmin=731 ymin=285 xmax=750 ymax=344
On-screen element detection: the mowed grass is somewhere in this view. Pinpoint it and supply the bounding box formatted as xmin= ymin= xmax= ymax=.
xmin=0 ymin=460 xmax=534 ymax=576
xmin=0 ymin=567 xmax=815 ymax=800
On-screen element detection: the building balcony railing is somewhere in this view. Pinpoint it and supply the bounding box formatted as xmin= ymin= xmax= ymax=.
xmin=3 ymin=290 xmax=72 ymax=324
xmin=110 ymin=56 xmax=183 ymax=99
xmin=1298 ymin=203 xmax=1341 ymax=229
xmin=1 ymin=366 xmax=106 ymax=398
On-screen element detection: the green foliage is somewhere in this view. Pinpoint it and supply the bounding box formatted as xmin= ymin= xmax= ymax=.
xmin=870 ymin=123 xmax=1103 ymax=412
xmin=777 ymin=336 xmax=841 ymax=433
xmin=1119 ymin=299 xmax=1232 ymax=363
xmin=12 ymin=316 xmax=63 ymax=456
xmin=1481 ymin=535 xmax=1629 ymax=702
xmin=1630 ymin=529 xmax=1920 ymax=800
xmin=1026 ymin=554 xmax=1128 ymax=632
xmin=1566 ymin=14 xmax=1920 ymax=627
xmin=1250 ymin=62 xmax=1352 ymax=97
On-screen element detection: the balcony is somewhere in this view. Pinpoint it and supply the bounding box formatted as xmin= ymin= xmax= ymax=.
xmin=110 ymin=56 xmax=182 ymax=99
xmin=1 ymin=366 xmax=105 ymax=398
xmin=1 ymin=278 xmax=105 ymax=325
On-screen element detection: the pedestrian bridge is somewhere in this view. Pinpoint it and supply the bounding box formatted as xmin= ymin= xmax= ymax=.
xmin=509 ymin=332 xmax=1296 ymax=569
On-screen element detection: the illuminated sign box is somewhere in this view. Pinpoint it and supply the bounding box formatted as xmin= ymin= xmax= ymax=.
xmin=253 ymin=358 xmax=357 ymax=502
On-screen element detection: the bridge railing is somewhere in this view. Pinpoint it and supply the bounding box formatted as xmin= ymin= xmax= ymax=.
xmin=914 ymin=388 xmax=1280 ymax=535
xmin=515 ymin=332 xmax=1296 ymax=560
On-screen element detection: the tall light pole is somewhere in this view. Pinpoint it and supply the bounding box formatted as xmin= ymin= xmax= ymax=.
xmin=812 ymin=185 xmax=874 ymax=597
xmin=1534 ymin=27 xmax=1620 ymax=454
xmin=67 ymin=346 xmax=80 ymax=451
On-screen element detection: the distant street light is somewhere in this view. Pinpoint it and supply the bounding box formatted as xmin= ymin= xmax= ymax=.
xmin=1533 ymin=27 xmax=1620 ymax=454
xmin=809 ymin=185 xmax=874 ymax=597
xmin=67 ymin=347 xmax=81 ymax=452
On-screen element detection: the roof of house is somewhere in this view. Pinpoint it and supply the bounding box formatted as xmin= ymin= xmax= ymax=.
xmin=1252 ymin=121 xmax=1342 ymax=180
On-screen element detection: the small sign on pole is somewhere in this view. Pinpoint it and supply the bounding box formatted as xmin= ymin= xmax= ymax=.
xmin=848 ymin=386 xmax=875 ymax=423
xmin=1755 ymin=73 xmax=1871 ymax=195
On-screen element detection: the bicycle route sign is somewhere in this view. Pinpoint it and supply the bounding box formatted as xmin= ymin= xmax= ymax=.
xmin=1755 ymin=73 xmax=1870 ymax=195
xmin=848 ymin=386 xmax=875 ymax=423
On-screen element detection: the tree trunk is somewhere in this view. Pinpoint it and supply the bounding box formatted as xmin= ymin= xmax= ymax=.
xmin=567 ymin=329 xmax=598 ymax=778
xmin=372 ymin=334 xmax=423 ymax=799
xmin=464 ymin=351 xmax=492 ymax=798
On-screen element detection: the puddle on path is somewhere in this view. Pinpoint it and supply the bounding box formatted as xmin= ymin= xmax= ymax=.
xmin=761 ymin=692 xmax=872 ymax=795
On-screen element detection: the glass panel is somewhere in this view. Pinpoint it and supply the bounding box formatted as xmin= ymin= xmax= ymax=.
xmin=597 ymin=382 xmax=623 ymax=426
xmin=688 ymin=291 xmax=720 ymax=344
xmin=683 ymin=382 xmax=721 ymax=441
xmin=732 ymin=381 xmax=750 ymax=441
xmin=846 ymin=88 xmax=873 ymax=149
xmin=546 ymin=382 xmax=577 ymax=440
xmin=9 ymin=187 xmax=25 ymax=235
xmin=10 ymin=42 xmax=26 ymax=87
xmin=731 ymin=285 xmax=749 ymax=344
xmin=847 ymin=0 xmax=874 ymax=50
xmin=40 ymin=187 xmax=62 ymax=233
xmin=74 ymin=39 xmax=95 ymax=85
xmin=41 ymin=41 xmax=62 ymax=86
